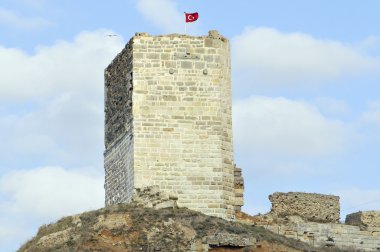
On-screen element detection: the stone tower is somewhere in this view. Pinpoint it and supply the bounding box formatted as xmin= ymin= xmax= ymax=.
xmin=104 ymin=30 xmax=243 ymax=220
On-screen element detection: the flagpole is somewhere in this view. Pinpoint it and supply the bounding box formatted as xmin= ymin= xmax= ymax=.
xmin=184 ymin=12 xmax=187 ymax=34
xmin=184 ymin=12 xmax=198 ymax=34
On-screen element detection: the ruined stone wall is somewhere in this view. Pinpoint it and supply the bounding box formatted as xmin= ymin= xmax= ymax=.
xmin=238 ymin=211 xmax=380 ymax=251
xmin=346 ymin=211 xmax=380 ymax=228
xmin=104 ymin=41 xmax=134 ymax=205
xmin=237 ymin=193 xmax=380 ymax=251
xmin=234 ymin=166 xmax=244 ymax=212
xmin=263 ymin=221 xmax=380 ymax=251
xmin=104 ymin=41 xmax=133 ymax=148
xmin=104 ymin=31 xmax=240 ymax=220
xmin=269 ymin=192 xmax=340 ymax=223
xmin=104 ymin=133 xmax=134 ymax=205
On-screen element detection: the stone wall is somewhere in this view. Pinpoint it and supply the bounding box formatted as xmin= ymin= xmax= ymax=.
xmin=346 ymin=211 xmax=380 ymax=228
xmin=237 ymin=211 xmax=380 ymax=251
xmin=104 ymin=41 xmax=134 ymax=205
xmin=263 ymin=220 xmax=380 ymax=251
xmin=130 ymin=186 xmax=178 ymax=210
xmin=269 ymin=192 xmax=340 ymax=223
xmin=104 ymin=31 xmax=240 ymax=220
xmin=104 ymin=40 xmax=133 ymax=148
xmin=233 ymin=165 xmax=244 ymax=212
xmin=237 ymin=192 xmax=380 ymax=251
xmin=104 ymin=133 xmax=134 ymax=205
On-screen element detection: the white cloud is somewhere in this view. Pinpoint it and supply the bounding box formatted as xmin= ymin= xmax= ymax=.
xmin=232 ymin=27 xmax=380 ymax=88
xmin=0 ymin=166 xmax=103 ymax=250
xmin=0 ymin=7 xmax=52 ymax=29
xmin=233 ymin=96 xmax=349 ymax=157
xmin=360 ymin=101 xmax=380 ymax=127
xmin=0 ymin=30 xmax=124 ymax=167
xmin=0 ymin=226 xmax=27 ymax=251
xmin=0 ymin=29 xmax=123 ymax=250
xmin=136 ymin=0 xmax=190 ymax=34
xmin=0 ymin=93 xmax=104 ymax=167
xmin=0 ymin=166 xmax=103 ymax=218
xmin=314 ymin=97 xmax=350 ymax=117
xmin=359 ymin=35 xmax=380 ymax=50
xmin=0 ymin=29 xmax=124 ymax=100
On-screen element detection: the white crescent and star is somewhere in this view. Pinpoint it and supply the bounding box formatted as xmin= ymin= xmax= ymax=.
xmin=187 ymin=15 xmax=195 ymax=21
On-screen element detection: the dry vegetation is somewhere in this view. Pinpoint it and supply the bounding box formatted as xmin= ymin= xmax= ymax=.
xmin=19 ymin=205 xmax=346 ymax=252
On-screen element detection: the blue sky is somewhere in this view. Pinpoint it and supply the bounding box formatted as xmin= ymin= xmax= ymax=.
xmin=1 ymin=0 xmax=380 ymax=250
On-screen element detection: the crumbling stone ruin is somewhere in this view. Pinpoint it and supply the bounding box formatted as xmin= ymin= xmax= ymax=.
xmin=104 ymin=31 xmax=243 ymax=220
xmin=238 ymin=192 xmax=380 ymax=251
xmin=233 ymin=165 xmax=244 ymax=212
xmin=269 ymin=192 xmax=340 ymax=223
xmin=130 ymin=186 xmax=178 ymax=210
xmin=346 ymin=211 xmax=380 ymax=229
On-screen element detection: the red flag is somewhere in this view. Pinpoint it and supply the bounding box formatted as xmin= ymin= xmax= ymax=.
xmin=185 ymin=12 xmax=199 ymax=23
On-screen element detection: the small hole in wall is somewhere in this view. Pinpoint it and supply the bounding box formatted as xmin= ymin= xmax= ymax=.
xmin=203 ymin=69 xmax=208 ymax=75
xmin=169 ymin=69 xmax=174 ymax=74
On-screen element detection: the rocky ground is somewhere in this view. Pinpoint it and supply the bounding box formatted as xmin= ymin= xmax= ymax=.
xmin=18 ymin=204 xmax=344 ymax=252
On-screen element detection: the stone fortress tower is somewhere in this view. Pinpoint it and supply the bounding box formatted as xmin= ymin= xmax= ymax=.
xmin=104 ymin=30 xmax=244 ymax=220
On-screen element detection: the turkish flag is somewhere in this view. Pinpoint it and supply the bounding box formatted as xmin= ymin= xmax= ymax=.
xmin=185 ymin=12 xmax=199 ymax=23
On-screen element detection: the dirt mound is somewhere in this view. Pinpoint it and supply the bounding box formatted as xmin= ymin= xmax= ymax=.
xmin=19 ymin=205 xmax=341 ymax=252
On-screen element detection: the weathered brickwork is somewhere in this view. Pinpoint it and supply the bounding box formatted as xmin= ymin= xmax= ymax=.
xmin=104 ymin=39 xmax=134 ymax=205
xmin=104 ymin=31 xmax=241 ymax=220
xmin=104 ymin=132 xmax=134 ymax=205
xmin=233 ymin=165 xmax=244 ymax=212
xmin=264 ymin=221 xmax=380 ymax=251
xmin=104 ymin=40 xmax=133 ymax=148
xmin=269 ymin=192 xmax=340 ymax=223
xmin=238 ymin=193 xmax=380 ymax=251
xmin=346 ymin=211 xmax=380 ymax=228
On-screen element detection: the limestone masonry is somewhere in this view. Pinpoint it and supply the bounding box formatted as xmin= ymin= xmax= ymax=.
xmin=346 ymin=211 xmax=380 ymax=228
xmin=263 ymin=218 xmax=380 ymax=251
xmin=104 ymin=30 xmax=243 ymax=220
xmin=238 ymin=192 xmax=380 ymax=251
xmin=269 ymin=192 xmax=340 ymax=223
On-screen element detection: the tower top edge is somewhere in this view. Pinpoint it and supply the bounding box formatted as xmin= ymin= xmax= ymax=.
xmin=133 ymin=30 xmax=227 ymax=42
xmin=105 ymin=30 xmax=229 ymax=71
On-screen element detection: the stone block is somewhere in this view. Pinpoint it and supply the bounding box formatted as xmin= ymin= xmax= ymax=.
xmin=345 ymin=211 xmax=380 ymax=228
xmin=181 ymin=61 xmax=193 ymax=69
xmin=269 ymin=192 xmax=340 ymax=223
xmin=154 ymin=200 xmax=176 ymax=209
